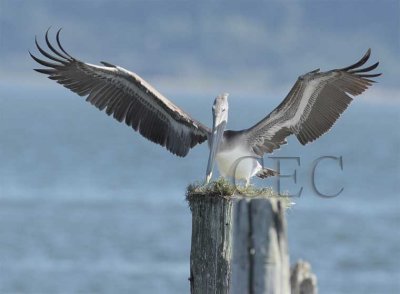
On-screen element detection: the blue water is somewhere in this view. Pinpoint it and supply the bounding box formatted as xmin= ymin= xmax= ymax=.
xmin=0 ymin=84 xmax=399 ymax=293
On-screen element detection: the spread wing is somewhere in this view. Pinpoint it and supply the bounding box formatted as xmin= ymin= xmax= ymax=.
xmin=30 ymin=29 xmax=210 ymax=157
xmin=244 ymin=49 xmax=381 ymax=156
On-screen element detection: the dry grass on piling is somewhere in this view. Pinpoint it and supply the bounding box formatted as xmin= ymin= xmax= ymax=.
xmin=186 ymin=177 xmax=293 ymax=209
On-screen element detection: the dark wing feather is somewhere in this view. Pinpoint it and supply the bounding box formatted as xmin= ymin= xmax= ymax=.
xmin=30 ymin=29 xmax=210 ymax=157
xmin=245 ymin=49 xmax=381 ymax=156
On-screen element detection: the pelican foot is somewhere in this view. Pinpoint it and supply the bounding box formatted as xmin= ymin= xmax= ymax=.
xmin=256 ymin=168 xmax=279 ymax=179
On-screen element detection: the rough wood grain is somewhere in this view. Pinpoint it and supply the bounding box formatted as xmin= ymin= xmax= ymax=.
xmin=188 ymin=195 xmax=290 ymax=294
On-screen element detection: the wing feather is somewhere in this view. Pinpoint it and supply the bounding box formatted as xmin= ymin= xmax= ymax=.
xmin=245 ymin=49 xmax=381 ymax=156
xmin=31 ymin=29 xmax=210 ymax=157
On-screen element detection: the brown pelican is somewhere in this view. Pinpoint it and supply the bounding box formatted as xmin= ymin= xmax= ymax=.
xmin=30 ymin=29 xmax=381 ymax=185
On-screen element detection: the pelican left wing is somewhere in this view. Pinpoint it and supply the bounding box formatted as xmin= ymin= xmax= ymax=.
xmin=244 ymin=49 xmax=381 ymax=156
xmin=30 ymin=29 xmax=210 ymax=157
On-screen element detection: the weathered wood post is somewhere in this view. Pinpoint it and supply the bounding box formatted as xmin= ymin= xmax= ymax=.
xmin=290 ymin=260 xmax=318 ymax=294
xmin=187 ymin=190 xmax=291 ymax=294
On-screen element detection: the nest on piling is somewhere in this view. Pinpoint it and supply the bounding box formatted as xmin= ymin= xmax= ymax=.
xmin=186 ymin=178 xmax=293 ymax=209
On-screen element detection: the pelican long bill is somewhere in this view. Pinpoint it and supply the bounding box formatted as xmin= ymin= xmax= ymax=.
xmin=205 ymin=120 xmax=226 ymax=184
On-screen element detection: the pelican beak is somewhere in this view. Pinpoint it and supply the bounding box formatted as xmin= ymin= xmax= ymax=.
xmin=205 ymin=119 xmax=226 ymax=184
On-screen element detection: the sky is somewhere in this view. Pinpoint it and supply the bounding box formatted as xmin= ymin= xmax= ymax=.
xmin=0 ymin=0 xmax=399 ymax=104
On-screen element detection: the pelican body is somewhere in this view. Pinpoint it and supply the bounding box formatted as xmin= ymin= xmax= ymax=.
xmin=215 ymin=131 xmax=265 ymax=184
xmin=30 ymin=29 xmax=381 ymax=185
xmin=205 ymin=94 xmax=267 ymax=185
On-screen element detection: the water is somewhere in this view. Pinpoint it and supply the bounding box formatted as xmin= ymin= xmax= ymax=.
xmin=0 ymin=84 xmax=399 ymax=293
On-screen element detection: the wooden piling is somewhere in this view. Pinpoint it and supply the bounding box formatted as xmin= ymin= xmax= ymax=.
xmin=188 ymin=193 xmax=291 ymax=294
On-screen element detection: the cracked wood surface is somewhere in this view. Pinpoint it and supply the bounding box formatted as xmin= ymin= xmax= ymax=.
xmin=189 ymin=195 xmax=290 ymax=294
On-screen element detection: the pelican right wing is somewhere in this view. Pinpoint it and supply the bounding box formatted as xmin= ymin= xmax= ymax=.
xmin=244 ymin=49 xmax=381 ymax=156
xmin=30 ymin=29 xmax=210 ymax=157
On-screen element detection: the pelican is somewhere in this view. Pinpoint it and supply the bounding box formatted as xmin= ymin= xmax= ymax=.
xmin=30 ymin=29 xmax=381 ymax=186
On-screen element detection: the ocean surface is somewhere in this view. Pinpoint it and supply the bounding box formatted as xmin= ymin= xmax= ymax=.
xmin=0 ymin=84 xmax=399 ymax=293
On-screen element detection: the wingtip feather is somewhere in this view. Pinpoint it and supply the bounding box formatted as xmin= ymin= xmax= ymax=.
xmin=340 ymin=49 xmax=372 ymax=71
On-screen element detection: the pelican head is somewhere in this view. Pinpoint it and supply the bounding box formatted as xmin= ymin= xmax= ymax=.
xmin=205 ymin=93 xmax=229 ymax=183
